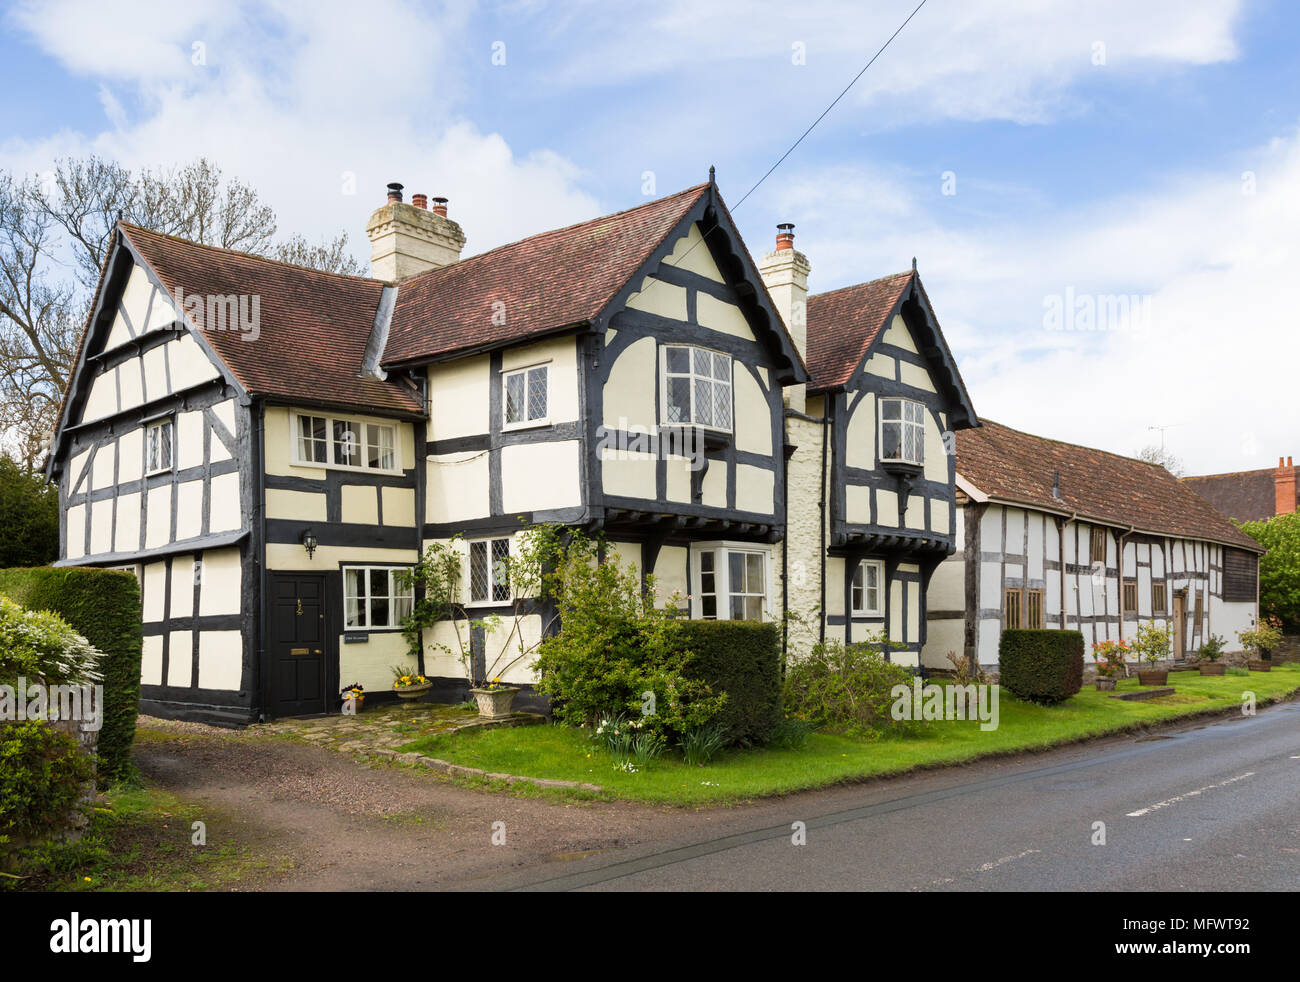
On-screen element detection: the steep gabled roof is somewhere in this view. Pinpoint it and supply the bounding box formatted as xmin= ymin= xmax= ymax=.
xmin=1182 ymin=467 xmax=1293 ymax=524
xmin=805 ymin=268 xmax=976 ymax=427
xmin=382 ymin=184 xmax=711 ymax=367
xmin=958 ymin=420 xmax=1263 ymax=552
xmin=805 ymin=270 xmax=913 ymax=392
xmin=119 ymin=224 xmax=424 ymax=416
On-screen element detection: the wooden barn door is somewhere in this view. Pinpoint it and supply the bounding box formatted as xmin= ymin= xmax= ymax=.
xmin=269 ymin=573 xmax=329 ymax=717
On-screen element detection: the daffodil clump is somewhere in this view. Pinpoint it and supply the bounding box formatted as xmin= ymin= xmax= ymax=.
xmin=389 ymin=665 xmax=430 ymax=689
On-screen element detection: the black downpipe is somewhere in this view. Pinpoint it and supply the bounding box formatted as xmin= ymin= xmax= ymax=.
xmin=818 ymin=401 xmax=830 ymax=644
xmin=254 ymin=400 xmax=268 ymax=722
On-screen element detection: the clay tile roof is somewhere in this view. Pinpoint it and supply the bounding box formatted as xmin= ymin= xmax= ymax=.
xmin=804 ymin=270 xmax=913 ymax=392
xmin=1182 ymin=468 xmax=1293 ymax=524
xmin=382 ymin=183 xmax=710 ymax=366
xmin=958 ymin=420 xmax=1263 ymax=551
xmin=119 ymin=224 xmax=423 ymax=416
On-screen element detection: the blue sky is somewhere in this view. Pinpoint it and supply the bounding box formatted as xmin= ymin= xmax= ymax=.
xmin=2 ymin=0 xmax=1296 ymax=473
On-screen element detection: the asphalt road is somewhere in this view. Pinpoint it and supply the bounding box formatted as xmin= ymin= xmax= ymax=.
xmin=465 ymin=700 xmax=1300 ymax=892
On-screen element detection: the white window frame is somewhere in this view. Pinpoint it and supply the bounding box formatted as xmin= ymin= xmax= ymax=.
xmin=879 ymin=397 xmax=926 ymax=466
xmin=501 ymin=362 xmax=550 ymax=431
xmin=689 ymin=542 xmax=770 ymax=621
xmin=659 ymin=344 xmax=733 ymax=433
xmin=291 ymin=412 xmax=401 ymax=474
xmin=851 ymin=559 xmax=885 ymax=617
xmin=466 ymin=536 xmax=513 ymax=607
xmin=342 ymin=565 xmax=414 ymax=631
xmin=145 ymin=417 xmax=174 ymax=476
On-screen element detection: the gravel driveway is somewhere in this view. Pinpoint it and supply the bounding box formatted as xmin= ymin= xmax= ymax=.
xmin=133 ymin=717 xmax=731 ymax=890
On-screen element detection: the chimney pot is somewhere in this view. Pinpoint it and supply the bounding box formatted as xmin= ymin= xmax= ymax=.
xmin=431 ymin=196 xmax=448 ymax=217
xmin=411 ymin=193 xmax=428 ymax=209
xmin=386 ymin=182 xmax=404 ymax=203
xmin=775 ymin=222 xmax=795 ymax=251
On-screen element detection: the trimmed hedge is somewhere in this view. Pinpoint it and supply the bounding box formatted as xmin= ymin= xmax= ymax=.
xmin=0 ymin=568 xmax=142 ymax=782
xmin=668 ymin=620 xmax=782 ymax=746
xmin=998 ymin=629 xmax=1085 ymax=705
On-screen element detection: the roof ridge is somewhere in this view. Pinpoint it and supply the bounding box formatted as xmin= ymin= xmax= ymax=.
xmin=978 ymin=417 xmax=1174 ymax=474
xmin=398 ymin=183 xmax=711 ymax=287
xmin=807 ymin=269 xmax=913 ymax=301
xmin=118 ymin=222 xmax=386 ymax=285
xmin=1182 ymin=467 xmax=1276 ymax=481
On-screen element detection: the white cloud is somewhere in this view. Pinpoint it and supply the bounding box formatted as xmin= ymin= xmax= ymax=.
xmin=1 ymin=0 xmax=601 ymax=259
xmin=773 ymin=127 xmax=1300 ymax=475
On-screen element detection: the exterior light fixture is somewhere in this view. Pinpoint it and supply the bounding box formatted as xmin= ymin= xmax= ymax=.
xmin=302 ymin=528 xmax=318 ymax=560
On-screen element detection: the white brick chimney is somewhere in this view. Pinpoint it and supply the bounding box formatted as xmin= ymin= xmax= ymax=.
xmin=758 ymin=223 xmax=811 ymax=413
xmin=365 ymin=182 xmax=466 ymax=280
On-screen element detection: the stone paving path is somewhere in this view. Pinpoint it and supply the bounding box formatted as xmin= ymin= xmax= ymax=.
xmin=248 ymin=702 xmax=543 ymax=757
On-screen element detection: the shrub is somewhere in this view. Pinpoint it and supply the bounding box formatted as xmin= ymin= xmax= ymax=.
xmin=0 ymin=720 xmax=95 ymax=844
xmin=782 ymin=635 xmax=915 ymax=738
xmin=1238 ymin=622 xmax=1283 ymax=658
xmin=766 ymin=715 xmax=815 ymax=750
xmin=1240 ymin=513 xmax=1299 ymax=634
xmin=663 ymin=620 xmax=782 ymax=746
xmin=998 ymin=629 xmax=1084 ymax=704
xmin=1132 ymin=622 xmax=1172 ymax=665
xmin=0 ymin=457 xmax=59 ymax=568
xmin=0 ymin=568 xmax=142 ymax=783
xmin=532 ymin=541 xmax=724 ymax=744
xmin=1198 ymin=634 xmax=1227 ymax=662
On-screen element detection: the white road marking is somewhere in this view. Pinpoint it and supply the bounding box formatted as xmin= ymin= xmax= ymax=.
xmin=1126 ymin=771 xmax=1255 ymax=818
xmin=972 ymin=848 xmax=1041 ymax=873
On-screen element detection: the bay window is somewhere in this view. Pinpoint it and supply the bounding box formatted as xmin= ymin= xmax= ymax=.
xmin=691 ymin=543 xmax=769 ymax=621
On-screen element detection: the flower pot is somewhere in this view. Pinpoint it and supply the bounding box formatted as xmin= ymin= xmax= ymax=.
xmin=395 ymin=682 xmax=433 ymax=701
xmin=1198 ymin=663 xmax=1226 ymax=676
xmin=341 ymin=694 xmax=364 ymax=713
xmin=469 ymin=686 xmax=519 ymax=719
xmin=1095 ymin=678 xmax=1117 ymax=691
xmin=1247 ymin=660 xmax=1271 ymax=672
xmin=1137 ymin=670 xmax=1168 ymax=686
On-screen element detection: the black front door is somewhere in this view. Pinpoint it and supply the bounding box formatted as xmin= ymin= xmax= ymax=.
xmin=269 ymin=574 xmax=328 ymax=717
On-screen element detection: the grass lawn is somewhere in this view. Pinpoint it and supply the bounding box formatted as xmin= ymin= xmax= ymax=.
xmin=2 ymin=786 xmax=293 ymax=892
xmin=400 ymin=664 xmax=1300 ymax=805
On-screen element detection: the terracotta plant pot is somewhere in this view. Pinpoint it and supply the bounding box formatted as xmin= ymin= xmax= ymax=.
xmin=470 ymin=686 xmax=519 ymax=719
xmin=1137 ymin=670 xmax=1169 ymax=686
xmin=1198 ymin=663 xmax=1226 ymax=676
xmin=395 ymin=682 xmax=433 ymax=701
xmin=1095 ymin=678 xmax=1117 ymax=691
xmin=1247 ymin=661 xmax=1272 ymax=672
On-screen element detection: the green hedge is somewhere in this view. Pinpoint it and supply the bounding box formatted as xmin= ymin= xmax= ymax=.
xmin=998 ymin=629 xmax=1084 ymax=705
xmin=0 ymin=568 xmax=142 ymax=782
xmin=668 ymin=620 xmax=782 ymax=746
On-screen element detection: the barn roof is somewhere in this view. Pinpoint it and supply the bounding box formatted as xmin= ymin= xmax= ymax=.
xmin=957 ymin=420 xmax=1262 ymax=551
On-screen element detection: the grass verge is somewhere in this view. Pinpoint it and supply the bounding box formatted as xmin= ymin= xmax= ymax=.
xmin=2 ymin=785 xmax=293 ymax=891
xmin=399 ymin=665 xmax=1300 ymax=806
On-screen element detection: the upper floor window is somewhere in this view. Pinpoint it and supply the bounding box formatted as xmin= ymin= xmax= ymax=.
xmin=146 ymin=418 xmax=174 ymax=475
xmin=662 ymin=345 xmax=732 ymax=432
xmin=880 ymin=398 xmax=924 ymax=465
xmin=468 ymin=537 xmax=512 ymax=605
xmin=343 ymin=566 xmax=413 ymax=630
xmin=503 ymin=364 xmax=549 ymax=429
xmin=851 ymin=560 xmax=884 ymax=617
xmin=295 ymin=413 xmax=398 ymax=472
